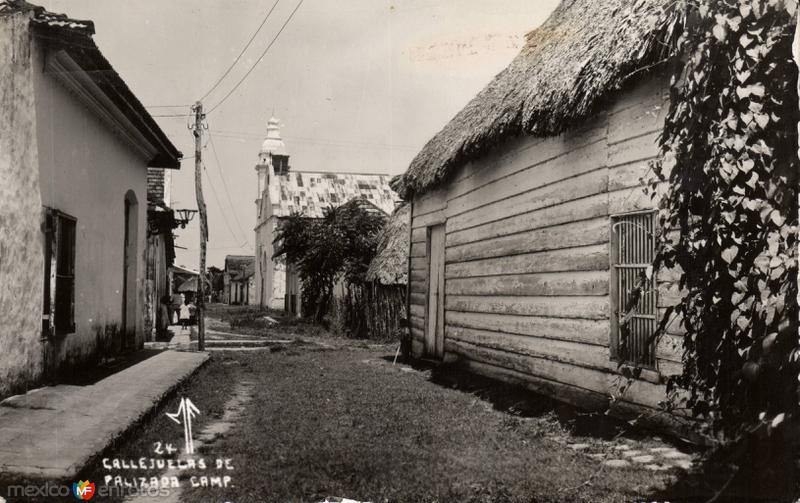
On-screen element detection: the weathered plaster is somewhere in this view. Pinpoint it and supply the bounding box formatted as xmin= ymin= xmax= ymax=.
xmin=255 ymin=215 xmax=285 ymax=308
xmin=0 ymin=11 xmax=169 ymax=399
xmin=0 ymin=11 xmax=45 ymax=398
xmin=32 ymin=37 xmax=149 ymax=371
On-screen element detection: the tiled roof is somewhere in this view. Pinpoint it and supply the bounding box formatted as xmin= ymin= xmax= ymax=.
xmin=0 ymin=0 xmax=182 ymax=169
xmin=268 ymin=171 xmax=400 ymax=219
xmin=0 ymin=0 xmax=94 ymax=34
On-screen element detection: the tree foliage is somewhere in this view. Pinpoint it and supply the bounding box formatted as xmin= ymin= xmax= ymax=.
xmin=273 ymin=199 xmax=387 ymax=322
xmin=207 ymin=266 xmax=225 ymax=294
xmin=648 ymin=0 xmax=799 ymax=437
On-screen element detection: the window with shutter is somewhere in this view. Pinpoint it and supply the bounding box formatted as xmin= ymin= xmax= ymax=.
xmin=610 ymin=211 xmax=657 ymax=367
xmin=42 ymin=208 xmax=76 ymax=337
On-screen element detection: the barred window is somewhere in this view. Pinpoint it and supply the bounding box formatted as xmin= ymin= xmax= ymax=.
xmin=42 ymin=208 xmax=76 ymax=337
xmin=610 ymin=211 xmax=657 ymax=367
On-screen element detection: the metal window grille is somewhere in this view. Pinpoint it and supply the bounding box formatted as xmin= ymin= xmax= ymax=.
xmin=611 ymin=211 xmax=657 ymax=367
xmin=42 ymin=208 xmax=76 ymax=337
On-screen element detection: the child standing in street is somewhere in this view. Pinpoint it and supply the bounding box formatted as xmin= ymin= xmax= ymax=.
xmin=179 ymin=298 xmax=191 ymax=332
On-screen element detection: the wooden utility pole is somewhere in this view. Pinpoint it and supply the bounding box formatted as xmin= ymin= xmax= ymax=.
xmin=192 ymin=101 xmax=208 ymax=351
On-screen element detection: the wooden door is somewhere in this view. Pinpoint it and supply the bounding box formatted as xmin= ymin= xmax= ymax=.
xmin=425 ymin=224 xmax=446 ymax=358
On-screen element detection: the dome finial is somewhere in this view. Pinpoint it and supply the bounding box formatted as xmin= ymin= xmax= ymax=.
xmin=260 ymin=115 xmax=286 ymax=156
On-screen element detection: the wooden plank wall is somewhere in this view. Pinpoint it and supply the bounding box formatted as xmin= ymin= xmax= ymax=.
xmin=408 ymin=74 xmax=688 ymax=420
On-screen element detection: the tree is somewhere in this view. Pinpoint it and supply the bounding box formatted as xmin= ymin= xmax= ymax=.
xmin=206 ymin=266 xmax=225 ymax=301
xmin=273 ymin=198 xmax=387 ymax=322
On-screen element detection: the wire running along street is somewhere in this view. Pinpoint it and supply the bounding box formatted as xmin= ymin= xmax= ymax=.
xmin=148 ymin=0 xmax=305 ymax=260
xmin=207 ymin=0 xmax=305 ymax=114
xmin=208 ymin=132 xmax=252 ymax=243
xmin=197 ymin=0 xmax=282 ymax=103
xmin=202 ymin=160 xmax=251 ymax=250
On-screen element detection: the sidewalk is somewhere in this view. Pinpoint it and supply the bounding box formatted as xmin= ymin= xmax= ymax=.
xmin=144 ymin=324 xmax=197 ymax=351
xmin=0 ymin=350 xmax=208 ymax=479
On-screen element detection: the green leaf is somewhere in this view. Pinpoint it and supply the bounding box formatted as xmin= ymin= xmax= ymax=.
xmin=722 ymin=211 xmax=736 ymax=224
xmin=787 ymin=0 xmax=798 ymax=16
xmin=740 ymin=4 xmax=752 ymax=17
xmin=770 ymin=264 xmax=785 ymax=280
xmin=736 ymin=315 xmax=750 ymax=331
xmin=767 ymin=231 xmax=780 ymax=256
xmin=712 ymin=23 xmax=727 ymax=42
xmin=754 ymin=112 xmax=770 ymax=128
xmin=722 ymin=245 xmax=739 ymax=264
xmin=770 ymin=210 xmax=785 ymax=226
xmin=745 ymin=172 xmax=759 ymax=189
xmin=736 ymin=84 xmax=765 ymax=98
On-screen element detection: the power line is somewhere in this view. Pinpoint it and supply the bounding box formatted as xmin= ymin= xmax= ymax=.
xmin=209 ymin=128 xmax=417 ymax=147
xmin=198 ymin=0 xmax=282 ymax=102
xmin=204 ymin=162 xmax=247 ymax=247
xmin=146 ymin=104 xmax=191 ymax=109
xmin=209 ymin=130 xmax=418 ymax=150
xmin=207 ymin=0 xmax=305 ymax=115
xmin=208 ymin=132 xmax=251 ymax=242
xmin=202 ymin=161 xmax=250 ymax=249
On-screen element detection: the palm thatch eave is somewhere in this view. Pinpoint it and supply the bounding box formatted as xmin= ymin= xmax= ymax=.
xmin=366 ymin=204 xmax=410 ymax=285
xmin=392 ymin=0 xmax=683 ymax=199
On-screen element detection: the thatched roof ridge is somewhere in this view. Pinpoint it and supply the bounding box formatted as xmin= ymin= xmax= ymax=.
xmin=366 ymin=204 xmax=410 ymax=285
xmin=392 ymin=0 xmax=679 ymax=198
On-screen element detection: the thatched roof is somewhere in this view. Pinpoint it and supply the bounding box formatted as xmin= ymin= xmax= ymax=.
xmin=392 ymin=0 xmax=680 ymax=198
xmin=366 ymin=204 xmax=410 ymax=285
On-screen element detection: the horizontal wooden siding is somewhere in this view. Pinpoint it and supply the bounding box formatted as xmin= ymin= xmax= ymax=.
xmin=408 ymin=73 xmax=687 ymax=418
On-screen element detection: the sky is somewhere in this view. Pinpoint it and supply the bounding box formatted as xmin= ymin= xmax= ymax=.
xmin=40 ymin=0 xmax=560 ymax=269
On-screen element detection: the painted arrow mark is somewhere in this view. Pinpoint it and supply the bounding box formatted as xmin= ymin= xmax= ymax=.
xmin=166 ymin=397 xmax=201 ymax=454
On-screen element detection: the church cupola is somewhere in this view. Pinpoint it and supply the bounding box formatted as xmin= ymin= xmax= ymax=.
xmin=255 ymin=116 xmax=291 ymax=203
xmin=259 ymin=116 xmax=287 ymax=160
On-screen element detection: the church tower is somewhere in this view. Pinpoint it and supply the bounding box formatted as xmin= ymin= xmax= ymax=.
xmin=254 ymin=116 xmax=290 ymax=310
xmin=255 ymin=116 xmax=290 ymax=211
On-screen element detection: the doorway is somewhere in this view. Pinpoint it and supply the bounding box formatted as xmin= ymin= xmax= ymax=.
xmin=122 ymin=191 xmax=138 ymax=351
xmin=425 ymin=224 xmax=445 ymax=358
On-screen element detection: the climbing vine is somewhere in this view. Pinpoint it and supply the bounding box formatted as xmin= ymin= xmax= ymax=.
xmin=648 ymin=0 xmax=800 ymax=437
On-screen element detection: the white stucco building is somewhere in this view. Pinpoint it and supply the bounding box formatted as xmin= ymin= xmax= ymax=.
xmin=0 ymin=1 xmax=181 ymax=399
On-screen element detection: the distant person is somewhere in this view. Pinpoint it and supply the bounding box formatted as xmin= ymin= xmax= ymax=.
xmin=179 ymin=299 xmax=191 ymax=332
xmin=171 ymin=293 xmax=183 ymax=324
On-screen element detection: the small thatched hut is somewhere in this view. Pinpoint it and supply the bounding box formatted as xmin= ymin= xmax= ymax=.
xmin=340 ymin=204 xmax=410 ymax=339
xmin=366 ymin=203 xmax=410 ymax=286
xmin=392 ymin=0 xmax=690 ymax=431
